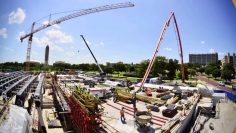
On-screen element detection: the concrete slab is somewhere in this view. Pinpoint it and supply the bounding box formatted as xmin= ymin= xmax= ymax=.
xmin=201 ymin=101 xmax=236 ymax=133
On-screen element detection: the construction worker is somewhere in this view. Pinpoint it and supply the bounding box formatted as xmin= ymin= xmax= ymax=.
xmin=27 ymin=95 xmax=33 ymax=114
xmin=2 ymin=94 xmax=7 ymax=103
xmin=134 ymin=107 xmax=137 ymax=118
xmin=95 ymin=94 xmax=99 ymax=101
xmin=182 ymin=104 xmax=186 ymax=116
xmin=148 ymin=107 xmax=152 ymax=113
xmin=120 ymin=107 xmax=126 ymax=123
xmin=87 ymin=90 xmax=92 ymax=100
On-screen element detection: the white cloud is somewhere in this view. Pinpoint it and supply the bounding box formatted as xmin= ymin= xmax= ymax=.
xmin=33 ymin=28 xmax=73 ymax=52
xmin=0 ymin=28 xmax=7 ymax=38
xmin=201 ymin=41 xmax=205 ymax=44
xmin=33 ymin=36 xmax=64 ymax=52
xmin=42 ymin=21 xmax=61 ymax=29
xmin=45 ymin=29 xmax=73 ymax=44
xmin=94 ymin=42 xmax=104 ymax=47
xmin=42 ymin=21 xmax=50 ymax=26
xmin=54 ymin=45 xmax=64 ymax=52
xmin=33 ymin=36 xmax=49 ymax=47
xmin=97 ymin=41 xmax=105 ymax=46
xmin=16 ymin=31 xmax=25 ymax=41
xmin=164 ymin=47 xmax=172 ymax=51
xmin=88 ymin=41 xmax=92 ymax=45
xmin=218 ymin=52 xmax=226 ymax=60
xmin=8 ymin=8 xmax=26 ymax=24
xmin=66 ymin=51 xmax=76 ymax=58
xmin=4 ymin=47 xmax=14 ymax=52
xmin=218 ymin=52 xmax=225 ymax=55
xmin=209 ymin=48 xmax=215 ymax=53
xmin=31 ymin=50 xmax=38 ymax=56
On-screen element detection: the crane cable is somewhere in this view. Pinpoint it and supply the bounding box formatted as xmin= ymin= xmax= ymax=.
xmin=28 ymin=9 xmax=97 ymax=32
xmin=34 ymin=9 xmax=85 ymax=23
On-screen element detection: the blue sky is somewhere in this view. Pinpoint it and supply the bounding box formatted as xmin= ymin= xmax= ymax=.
xmin=0 ymin=0 xmax=236 ymax=65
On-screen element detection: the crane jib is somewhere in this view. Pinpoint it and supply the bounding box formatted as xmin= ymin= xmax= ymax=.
xmin=20 ymin=2 xmax=134 ymax=41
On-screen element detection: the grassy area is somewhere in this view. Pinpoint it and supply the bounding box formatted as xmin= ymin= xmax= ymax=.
xmin=107 ymin=71 xmax=140 ymax=81
xmin=107 ymin=71 xmax=126 ymax=77
xmin=84 ymin=71 xmax=218 ymax=85
xmin=84 ymin=71 xmax=140 ymax=82
xmin=108 ymin=76 xmax=140 ymax=82
xmin=84 ymin=71 xmax=99 ymax=75
xmin=126 ymin=77 xmax=141 ymax=82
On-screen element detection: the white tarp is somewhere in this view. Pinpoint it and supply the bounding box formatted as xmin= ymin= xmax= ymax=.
xmin=0 ymin=105 xmax=32 ymax=133
xmin=135 ymin=83 xmax=198 ymax=90
xmin=89 ymin=87 xmax=106 ymax=97
xmin=104 ymin=80 xmax=121 ymax=87
xmin=197 ymin=84 xmax=214 ymax=97
xmin=135 ymin=83 xmax=174 ymax=90
xmin=212 ymin=93 xmax=226 ymax=105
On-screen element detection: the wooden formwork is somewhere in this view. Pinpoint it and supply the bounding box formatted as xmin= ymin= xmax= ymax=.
xmin=68 ymin=96 xmax=101 ymax=133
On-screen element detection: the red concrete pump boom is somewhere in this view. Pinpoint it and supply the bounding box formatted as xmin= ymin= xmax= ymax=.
xmin=139 ymin=12 xmax=185 ymax=90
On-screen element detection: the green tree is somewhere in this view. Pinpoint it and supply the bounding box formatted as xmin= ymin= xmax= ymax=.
xmin=78 ymin=63 xmax=90 ymax=71
xmin=167 ymin=59 xmax=178 ymax=80
xmin=104 ymin=66 xmax=113 ymax=75
xmin=198 ymin=67 xmax=205 ymax=74
xmin=205 ymin=66 xmax=212 ymax=75
xmin=89 ymin=63 xmax=99 ymax=71
xmin=113 ymin=62 xmax=126 ymax=72
xmin=204 ymin=63 xmax=218 ymax=76
xmin=176 ymin=70 xmax=181 ymax=80
xmin=136 ymin=60 xmax=149 ymax=77
xmin=152 ymin=56 xmax=167 ymax=77
xmin=176 ymin=65 xmax=189 ymax=81
xmin=188 ymin=68 xmax=196 ymax=78
xmin=212 ymin=68 xmax=221 ymax=79
xmin=125 ymin=63 xmax=136 ymax=72
xmin=221 ymin=64 xmax=235 ymax=81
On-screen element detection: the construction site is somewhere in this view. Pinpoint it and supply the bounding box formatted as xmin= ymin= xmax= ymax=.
xmin=1 ymin=1 xmax=236 ymax=133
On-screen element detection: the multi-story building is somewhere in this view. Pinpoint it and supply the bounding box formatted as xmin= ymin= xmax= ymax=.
xmin=221 ymin=53 xmax=236 ymax=69
xmin=189 ymin=53 xmax=218 ymax=65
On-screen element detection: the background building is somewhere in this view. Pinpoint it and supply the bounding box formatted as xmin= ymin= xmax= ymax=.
xmin=54 ymin=61 xmax=66 ymax=65
xmin=45 ymin=45 xmax=49 ymax=66
xmin=221 ymin=53 xmax=236 ymax=68
xmin=24 ymin=60 xmax=41 ymax=64
xmin=189 ymin=53 xmax=218 ymax=65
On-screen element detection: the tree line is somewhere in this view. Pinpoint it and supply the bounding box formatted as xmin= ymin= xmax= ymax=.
xmin=0 ymin=56 xmax=235 ymax=81
xmin=0 ymin=56 xmax=187 ymax=80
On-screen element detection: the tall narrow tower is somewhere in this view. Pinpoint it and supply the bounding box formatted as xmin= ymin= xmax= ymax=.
xmin=45 ymin=45 xmax=49 ymax=66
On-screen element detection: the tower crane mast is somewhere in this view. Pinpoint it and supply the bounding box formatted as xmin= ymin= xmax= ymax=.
xmin=20 ymin=2 xmax=134 ymax=71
